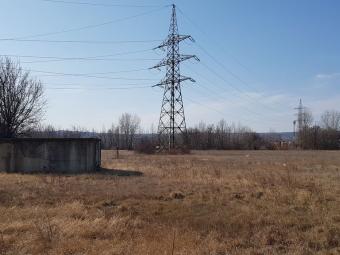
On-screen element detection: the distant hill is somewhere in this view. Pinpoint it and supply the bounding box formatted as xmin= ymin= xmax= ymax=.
xmin=32 ymin=130 xmax=296 ymax=142
xmin=258 ymin=132 xmax=295 ymax=141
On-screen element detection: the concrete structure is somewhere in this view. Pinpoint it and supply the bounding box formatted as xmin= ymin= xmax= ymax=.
xmin=0 ymin=138 xmax=101 ymax=173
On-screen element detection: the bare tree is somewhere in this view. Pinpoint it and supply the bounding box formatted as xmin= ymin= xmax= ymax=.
xmin=302 ymin=108 xmax=314 ymax=128
xmin=106 ymin=124 xmax=116 ymax=149
xmin=119 ymin=113 xmax=141 ymax=150
xmin=216 ymin=119 xmax=228 ymax=149
xmin=0 ymin=58 xmax=45 ymax=137
xmin=317 ymin=110 xmax=340 ymax=149
xmin=298 ymin=108 xmax=314 ymax=149
xmin=320 ymin=110 xmax=340 ymax=130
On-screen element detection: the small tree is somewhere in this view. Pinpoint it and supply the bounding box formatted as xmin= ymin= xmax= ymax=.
xmin=298 ymin=108 xmax=314 ymax=148
xmin=320 ymin=110 xmax=340 ymax=130
xmin=119 ymin=113 xmax=140 ymax=150
xmin=319 ymin=110 xmax=340 ymax=149
xmin=0 ymin=58 xmax=45 ymax=137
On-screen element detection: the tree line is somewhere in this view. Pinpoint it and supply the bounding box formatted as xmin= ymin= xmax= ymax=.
xmin=32 ymin=113 xmax=141 ymax=150
xmin=1 ymin=57 xmax=339 ymax=151
xmin=31 ymin=110 xmax=340 ymax=151
xmin=297 ymin=109 xmax=340 ymax=150
xmin=187 ymin=120 xmax=263 ymax=150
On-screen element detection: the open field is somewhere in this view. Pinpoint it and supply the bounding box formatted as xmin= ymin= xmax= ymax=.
xmin=1 ymin=150 xmax=340 ymax=254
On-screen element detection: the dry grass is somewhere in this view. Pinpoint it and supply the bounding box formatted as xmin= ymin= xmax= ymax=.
xmin=1 ymin=150 xmax=340 ymax=254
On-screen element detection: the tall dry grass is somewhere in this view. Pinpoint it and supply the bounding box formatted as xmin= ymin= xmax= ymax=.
xmin=0 ymin=150 xmax=340 ymax=254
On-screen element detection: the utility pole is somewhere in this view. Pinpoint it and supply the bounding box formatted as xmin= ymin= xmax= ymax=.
xmin=151 ymin=4 xmax=199 ymax=151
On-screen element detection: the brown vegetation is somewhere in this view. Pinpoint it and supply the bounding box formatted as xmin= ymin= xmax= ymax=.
xmin=1 ymin=150 xmax=340 ymax=254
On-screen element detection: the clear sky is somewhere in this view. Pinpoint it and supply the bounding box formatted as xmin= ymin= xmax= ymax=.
xmin=1 ymin=0 xmax=340 ymax=132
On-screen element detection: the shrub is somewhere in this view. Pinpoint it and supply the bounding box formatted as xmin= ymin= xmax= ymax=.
xmin=135 ymin=137 xmax=156 ymax=154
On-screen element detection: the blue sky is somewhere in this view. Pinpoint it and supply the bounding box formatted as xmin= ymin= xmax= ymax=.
xmin=1 ymin=0 xmax=340 ymax=132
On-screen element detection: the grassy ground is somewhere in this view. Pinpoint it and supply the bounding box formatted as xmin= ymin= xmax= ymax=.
xmin=1 ymin=150 xmax=340 ymax=254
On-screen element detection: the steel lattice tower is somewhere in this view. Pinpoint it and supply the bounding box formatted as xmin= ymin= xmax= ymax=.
xmin=151 ymin=4 xmax=199 ymax=151
xmin=294 ymin=98 xmax=305 ymax=147
xmin=295 ymin=99 xmax=304 ymax=133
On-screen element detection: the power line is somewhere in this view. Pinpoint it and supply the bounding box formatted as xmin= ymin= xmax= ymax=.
xmin=185 ymin=64 xmax=257 ymax=110
xmin=178 ymin=86 xmax=262 ymax=125
xmin=21 ymin=58 xmax=158 ymax=64
xmin=20 ymin=59 xmax=157 ymax=64
xmin=151 ymin=85 xmax=223 ymax=118
xmin=0 ymin=38 xmax=163 ymax=44
xmin=39 ymin=0 xmax=164 ymax=8
xmin=199 ymin=61 xmax=249 ymax=96
xmin=2 ymin=47 xmax=154 ymax=59
xmin=45 ymin=81 xmax=153 ymax=86
xmin=177 ymin=7 xmax=292 ymax=111
xmin=152 ymin=86 xmax=252 ymax=126
xmin=185 ymin=97 xmax=259 ymax=126
xmin=182 ymin=77 xmax=288 ymax=127
xmin=28 ymin=67 xmax=151 ymax=76
xmin=195 ymin=43 xmax=291 ymax=111
xmin=1 ymin=48 xmax=159 ymax=64
xmin=1 ymin=54 xmax=160 ymax=64
xmin=13 ymin=67 xmax=157 ymax=81
xmin=11 ymin=6 xmax=168 ymax=40
xmin=183 ymin=63 xmax=290 ymax=123
xmin=188 ymin=82 xmax=286 ymax=125
xmin=177 ymin=6 xmax=251 ymax=72
xmin=185 ymin=97 xmax=226 ymax=117
xmin=191 ymin=82 xmax=264 ymax=119
xmin=1 ymin=52 xmax=158 ymax=60
xmin=47 ymin=85 xmax=151 ymax=90
xmin=37 ymin=73 xmax=156 ymax=80
xmin=194 ymin=90 xmax=287 ymax=126
xmin=194 ymin=42 xmax=258 ymax=92
xmin=198 ymin=61 xmax=284 ymax=113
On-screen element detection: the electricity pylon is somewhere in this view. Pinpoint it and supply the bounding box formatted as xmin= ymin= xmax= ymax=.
xmin=295 ymin=99 xmax=304 ymax=133
xmin=151 ymin=4 xmax=199 ymax=151
xmin=294 ymin=98 xmax=305 ymax=147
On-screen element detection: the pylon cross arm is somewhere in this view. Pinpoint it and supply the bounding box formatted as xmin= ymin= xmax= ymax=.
xmin=152 ymin=76 xmax=196 ymax=87
xmin=150 ymin=55 xmax=199 ymax=70
xmin=154 ymin=35 xmax=195 ymax=50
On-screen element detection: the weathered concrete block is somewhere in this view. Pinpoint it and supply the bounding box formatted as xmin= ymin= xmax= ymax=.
xmin=0 ymin=138 xmax=101 ymax=173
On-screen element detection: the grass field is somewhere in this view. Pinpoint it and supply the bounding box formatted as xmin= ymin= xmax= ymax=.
xmin=1 ymin=150 xmax=340 ymax=254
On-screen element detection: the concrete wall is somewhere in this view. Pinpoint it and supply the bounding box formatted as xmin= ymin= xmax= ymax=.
xmin=0 ymin=138 xmax=101 ymax=173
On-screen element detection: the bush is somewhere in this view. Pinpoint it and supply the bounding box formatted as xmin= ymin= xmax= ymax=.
xmin=135 ymin=137 xmax=156 ymax=154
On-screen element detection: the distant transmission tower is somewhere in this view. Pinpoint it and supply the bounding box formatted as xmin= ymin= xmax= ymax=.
xmin=294 ymin=98 xmax=305 ymax=147
xmin=151 ymin=4 xmax=199 ymax=151
xmin=295 ymin=99 xmax=304 ymax=133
